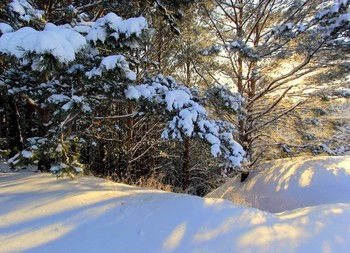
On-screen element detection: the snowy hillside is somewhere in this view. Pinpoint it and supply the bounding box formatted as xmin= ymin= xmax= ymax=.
xmin=207 ymin=156 xmax=350 ymax=212
xmin=1 ymin=161 xmax=350 ymax=253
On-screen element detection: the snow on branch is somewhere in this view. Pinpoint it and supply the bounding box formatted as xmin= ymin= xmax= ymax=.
xmin=206 ymin=84 xmax=244 ymax=115
xmin=125 ymin=75 xmax=245 ymax=169
xmin=9 ymin=0 xmax=44 ymax=23
xmin=263 ymin=1 xmax=350 ymax=49
xmin=86 ymin=12 xmax=148 ymax=48
xmin=310 ymin=0 xmax=350 ymax=38
xmin=0 ymin=23 xmax=86 ymax=70
xmin=0 ymin=11 xmax=149 ymax=72
xmin=0 ymin=23 xmax=13 ymax=35
xmin=86 ymin=55 xmax=136 ymax=80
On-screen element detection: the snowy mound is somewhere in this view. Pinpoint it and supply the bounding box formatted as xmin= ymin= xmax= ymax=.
xmin=1 ymin=171 xmax=350 ymax=253
xmin=207 ymin=156 xmax=350 ymax=212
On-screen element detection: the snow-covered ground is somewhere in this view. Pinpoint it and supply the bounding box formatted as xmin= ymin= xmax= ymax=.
xmin=1 ymin=156 xmax=350 ymax=253
xmin=207 ymin=156 xmax=350 ymax=212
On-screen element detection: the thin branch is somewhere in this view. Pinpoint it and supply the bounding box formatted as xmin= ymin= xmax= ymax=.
xmin=55 ymin=0 xmax=105 ymax=12
xmin=246 ymin=100 xmax=303 ymax=136
xmin=250 ymin=86 xmax=292 ymax=122
xmin=94 ymin=111 xmax=138 ymax=120
xmin=129 ymin=143 xmax=156 ymax=163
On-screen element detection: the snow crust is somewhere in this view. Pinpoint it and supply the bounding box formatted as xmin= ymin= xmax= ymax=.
xmin=1 ymin=168 xmax=350 ymax=253
xmin=207 ymin=156 xmax=350 ymax=213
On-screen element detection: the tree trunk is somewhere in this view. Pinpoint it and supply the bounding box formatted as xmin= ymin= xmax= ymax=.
xmin=126 ymin=102 xmax=134 ymax=177
xmin=25 ymin=98 xmax=36 ymax=138
xmin=0 ymin=92 xmax=6 ymax=138
xmin=182 ymin=60 xmax=193 ymax=190
xmin=183 ymin=138 xmax=190 ymax=190
xmin=8 ymin=98 xmax=23 ymax=156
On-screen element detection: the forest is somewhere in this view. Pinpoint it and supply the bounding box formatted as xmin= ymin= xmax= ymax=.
xmin=0 ymin=0 xmax=349 ymax=196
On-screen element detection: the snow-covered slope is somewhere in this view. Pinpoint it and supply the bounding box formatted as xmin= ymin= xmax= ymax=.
xmin=207 ymin=156 xmax=350 ymax=212
xmin=1 ymin=170 xmax=350 ymax=253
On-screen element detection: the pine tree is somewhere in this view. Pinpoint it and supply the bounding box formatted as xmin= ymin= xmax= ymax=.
xmin=200 ymin=0 xmax=350 ymax=166
xmin=0 ymin=0 xmax=245 ymax=188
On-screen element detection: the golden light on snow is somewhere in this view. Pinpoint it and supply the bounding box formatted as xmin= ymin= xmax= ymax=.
xmin=1 ymin=223 xmax=75 ymax=252
xmin=193 ymin=216 xmax=238 ymax=242
xmin=1 ymin=160 xmax=350 ymax=253
xmin=207 ymin=156 xmax=350 ymax=213
xmin=163 ymin=222 xmax=187 ymax=251
xmin=0 ymin=172 xmax=161 ymax=252
xmin=237 ymin=223 xmax=308 ymax=250
xmin=299 ymin=168 xmax=314 ymax=187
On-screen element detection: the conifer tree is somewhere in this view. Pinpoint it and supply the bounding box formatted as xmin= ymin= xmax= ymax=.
xmin=200 ymin=0 xmax=350 ymax=165
xmin=0 ymin=0 xmax=244 ymax=186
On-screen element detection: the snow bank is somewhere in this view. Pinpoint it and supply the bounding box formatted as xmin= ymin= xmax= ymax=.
xmin=1 ymin=170 xmax=350 ymax=253
xmin=207 ymin=156 xmax=350 ymax=213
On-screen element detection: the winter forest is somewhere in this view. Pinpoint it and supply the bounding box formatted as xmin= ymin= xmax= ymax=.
xmin=1 ymin=0 xmax=350 ymax=252
xmin=1 ymin=0 xmax=349 ymax=194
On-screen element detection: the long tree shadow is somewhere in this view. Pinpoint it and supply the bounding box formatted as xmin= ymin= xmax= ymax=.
xmin=2 ymin=169 xmax=350 ymax=253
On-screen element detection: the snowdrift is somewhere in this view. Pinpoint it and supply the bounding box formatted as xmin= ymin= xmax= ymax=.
xmin=1 ymin=168 xmax=350 ymax=253
xmin=207 ymin=156 xmax=350 ymax=212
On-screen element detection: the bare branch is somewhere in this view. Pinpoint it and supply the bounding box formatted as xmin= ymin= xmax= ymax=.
xmin=94 ymin=111 xmax=138 ymax=120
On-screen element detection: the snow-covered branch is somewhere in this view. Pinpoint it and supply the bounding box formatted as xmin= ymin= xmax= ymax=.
xmin=125 ymin=75 xmax=245 ymax=169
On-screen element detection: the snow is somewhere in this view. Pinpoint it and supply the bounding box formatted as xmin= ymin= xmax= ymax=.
xmin=48 ymin=94 xmax=71 ymax=104
xmin=118 ymin=17 xmax=148 ymax=37
xmin=9 ymin=0 xmax=27 ymax=16
xmin=0 ymin=161 xmax=11 ymax=172
xmin=125 ymin=85 xmax=141 ymax=100
xmin=62 ymin=101 xmax=73 ymax=111
xmin=21 ymin=150 xmax=33 ymax=158
xmin=125 ymin=76 xmax=244 ymax=166
xmin=207 ymin=156 xmax=350 ymax=213
xmin=230 ymin=40 xmax=241 ymax=48
xmin=1 ymin=160 xmax=350 ymax=253
xmin=44 ymin=23 xmax=87 ymax=54
xmin=73 ymin=25 xmax=92 ymax=34
xmin=320 ymin=144 xmax=334 ymax=154
xmin=314 ymin=0 xmax=350 ymax=33
xmin=50 ymin=163 xmax=66 ymax=172
xmin=205 ymin=134 xmax=221 ymax=156
xmin=165 ymin=90 xmax=191 ymax=111
xmin=48 ymin=95 xmax=91 ymax=113
xmin=125 ymin=81 xmax=194 ymax=112
xmin=9 ymin=0 xmax=44 ymax=22
xmin=212 ymin=84 xmax=244 ymax=113
xmin=86 ymin=55 xmax=136 ymax=80
xmin=86 ymin=13 xmax=147 ymax=46
xmin=0 ymin=24 xmax=86 ymax=69
xmin=55 ymin=144 xmax=63 ymax=152
xmin=0 ymin=23 xmax=13 ymax=34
